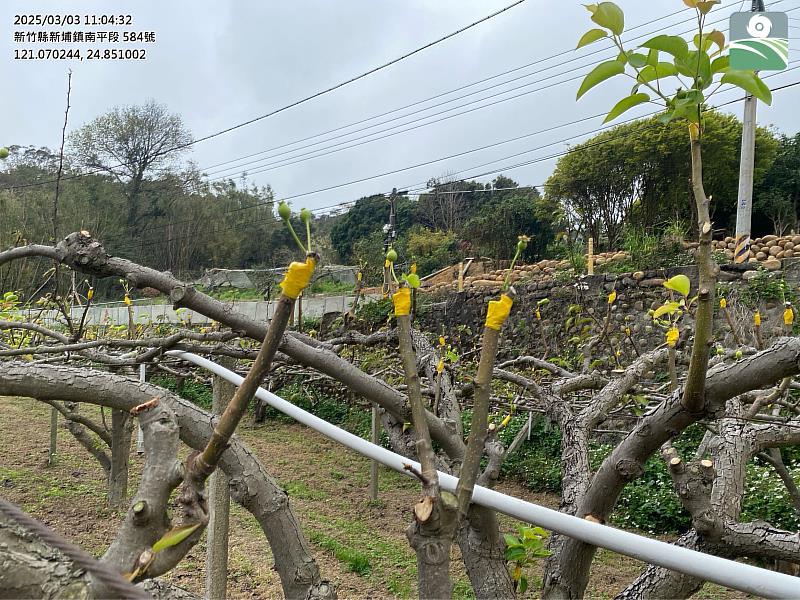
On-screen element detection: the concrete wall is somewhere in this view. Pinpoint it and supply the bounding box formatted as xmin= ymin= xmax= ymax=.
xmin=24 ymin=293 xmax=378 ymax=327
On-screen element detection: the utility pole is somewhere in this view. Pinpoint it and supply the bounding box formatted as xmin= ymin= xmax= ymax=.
xmin=382 ymin=188 xmax=404 ymax=295
xmin=734 ymin=0 xmax=766 ymax=263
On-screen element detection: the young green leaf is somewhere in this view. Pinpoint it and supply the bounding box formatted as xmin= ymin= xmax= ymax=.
xmin=640 ymin=35 xmax=689 ymax=61
xmin=576 ymin=59 xmax=625 ymax=99
xmin=636 ymin=62 xmax=678 ymax=84
xmin=505 ymin=545 xmax=527 ymax=562
xmin=653 ymin=301 xmax=681 ymax=320
xmin=519 ymin=575 xmax=529 ymax=595
xmin=403 ymin=273 xmax=421 ymax=289
xmin=658 ymin=110 xmax=676 ymax=124
xmin=577 ymin=28 xmax=608 ymax=49
xmin=586 ymin=2 xmax=625 ymax=36
xmin=663 ymin=274 xmax=691 ymax=297
xmin=627 ymin=52 xmax=648 ymax=68
xmin=676 ymin=51 xmax=712 ymax=84
xmin=694 ymin=30 xmax=725 ymax=54
xmin=604 ymin=92 xmax=650 ymax=123
xmin=711 ymin=55 xmax=729 ymax=75
xmin=721 ymin=71 xmax=773 ymax=105
xmin=152 ymin=523 xmax=202 ymax=553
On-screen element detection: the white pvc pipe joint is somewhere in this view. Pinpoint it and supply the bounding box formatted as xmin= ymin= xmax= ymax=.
xmin=166 ymin=351 xmax=800 ymax=599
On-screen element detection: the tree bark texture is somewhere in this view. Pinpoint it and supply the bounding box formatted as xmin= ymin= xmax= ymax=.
xmin=397 ymin=314 xmax=457 ymax=599
xmin=108 ymin=408 xmax=133 ymax=510
xmin=206 ymin=364 xmax=235 ymax=600
xmin=0 ymin=514 xmax=92 ymax=599
xmin=457 ymin=504 xmax=515 ymax=600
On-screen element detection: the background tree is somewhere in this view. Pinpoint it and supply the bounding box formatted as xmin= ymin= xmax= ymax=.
xmin=755 ymin=133 xmax=800 ymax=234
xmin=69 ymin=100 xmax=193 ymax=237
xmin=403 ymin=225 xmax=459 ymax=276
xmin=545 ymin=111 xmax=777 ymax=246
xmin=462 ymin=184 xmax=558 ymax=261
xmin=415 ymin=176 xmax=485 ymax=232
xmin=330 ymin=194 xmax=415 ymax=263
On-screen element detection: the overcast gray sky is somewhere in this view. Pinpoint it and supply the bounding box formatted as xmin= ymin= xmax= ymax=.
xmin=2 ymin=0 xmax=799 ymax=214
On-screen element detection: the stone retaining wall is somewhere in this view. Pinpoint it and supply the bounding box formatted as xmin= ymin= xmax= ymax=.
xmin=418 ymin=259 xmax=800 ymax=364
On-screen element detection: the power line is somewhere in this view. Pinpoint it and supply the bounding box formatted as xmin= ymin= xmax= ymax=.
xmin=1 ymin=0 xmax=528 ymax=192
xmin=199 ymin=4 xmax=698 ymax=178
xmin=114 ymin=3 xmax=791 ymax=240
xmin=192 ymin=3 xmax=796 ymax=185
xmin=116 ymin=65 xmax=800 ymax=248
xmin=115 ymin=76 xmax=800 ymax=254
xmin=8 ymin=0 xmax=772 ymax=193
xmin=401 ymin=75 xmax=800 ymax=195
xmin=199 ymin=3 xmax=761 ymax=181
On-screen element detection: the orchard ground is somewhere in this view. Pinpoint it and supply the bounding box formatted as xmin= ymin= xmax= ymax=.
xmin=0 ymin=396 xmax=751 ymax=599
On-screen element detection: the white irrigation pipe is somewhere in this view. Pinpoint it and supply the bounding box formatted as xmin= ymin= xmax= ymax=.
xmin=168 ymin=351 xmax=800 ymax=599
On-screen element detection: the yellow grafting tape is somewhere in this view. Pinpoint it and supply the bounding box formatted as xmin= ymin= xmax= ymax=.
xmin=666 ymin=327 xmax=679 ymax=348
xmin=393 ymin=287 xmax=411 ymax=316
xmin=485 ymin=294 xmax=513 ymax=331
xmin=279 ymin=257 xmax=316 ymax=299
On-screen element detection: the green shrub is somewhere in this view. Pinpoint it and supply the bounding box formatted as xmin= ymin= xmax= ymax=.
xmin=267 ymin=381 xmax=379 ymax=443
xmin=308 ymin=279 xmax=354 ymax=295
xmin=354 ymin=297 xmax=393 ymax=329
xmin=404 ymin=225 xmax=459 ymax=276
xmin=498 ymin=415 xmax=563 ymax=492
xmin=738 ymin=270 xmax=796 ymax=307
xmin=742 ymin=462 xmax=800 ymax=530
xmin=150 ymin=375 xmax=213 ymax=410
xmin=623 ymin=227 xmax=660 ymax=269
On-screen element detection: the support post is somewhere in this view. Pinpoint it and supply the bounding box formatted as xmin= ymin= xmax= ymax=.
xmin=587 ymin=237 xmax=594 ymax=275
xmin=527 ymin=411 xmax=533 ymax=442
xmin=297 ymin=293 xmax=303 ymax=332
xmin=458 ymin=261 xmax=464 ymax=292
xmin=136 ymin=363 xmax=145 ymax=455
xmin=734 ymin=0 xmax=765 ymax=263
xmin=206 ymin=358 xmax=235 ymax=600
xmin=48 ymin=407 xmax=57 ymax=466
xmin=370 ymin=404 xmax=380 ymax=501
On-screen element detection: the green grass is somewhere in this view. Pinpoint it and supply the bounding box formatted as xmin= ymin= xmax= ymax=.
xmin=282 ymin=480 xmax=329 ymax=501
xmin=301 ymin=507 xmax=475 ymax=598
xmin=309 ymin=531 xmax=372 ymax=576
xmin=0 ymin=465 xmax=106 ymax=511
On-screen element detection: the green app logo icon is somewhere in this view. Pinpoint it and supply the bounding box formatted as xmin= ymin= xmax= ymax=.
xmin=730 ymin=12 xmax=789 ymax=71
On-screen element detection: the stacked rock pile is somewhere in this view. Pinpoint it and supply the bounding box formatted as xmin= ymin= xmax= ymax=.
xmin=712 ymin=234 xmax=800 ymax=271
xmin=423 ymin=251 xmax=632 ymax=292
